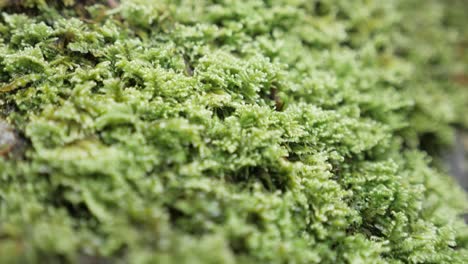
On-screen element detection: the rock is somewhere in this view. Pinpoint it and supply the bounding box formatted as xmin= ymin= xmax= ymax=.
xmin=0 ymin=120 xmax=16 ymax=156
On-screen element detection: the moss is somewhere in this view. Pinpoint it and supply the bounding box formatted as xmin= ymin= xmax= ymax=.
xmin=0 ymin=0 xmax=468 ymax=263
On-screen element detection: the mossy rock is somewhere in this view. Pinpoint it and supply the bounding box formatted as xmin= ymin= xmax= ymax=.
xmin=0 ymin=0 xmax=468 ymax=263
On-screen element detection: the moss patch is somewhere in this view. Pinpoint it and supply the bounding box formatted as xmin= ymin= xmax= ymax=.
xmin=1 ymin=0 xmax=468 ymax=263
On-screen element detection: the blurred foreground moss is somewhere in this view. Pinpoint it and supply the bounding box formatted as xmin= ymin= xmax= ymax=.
xmin=1 ymin=0 xmax=468 ymax=263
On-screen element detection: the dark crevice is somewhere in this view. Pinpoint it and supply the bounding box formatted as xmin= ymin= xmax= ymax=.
xmin=183 ymin=54 xmax=194 ymax=77
xmin=213 ymin=105 xmax=236 ymax=120
xmin=226 ymin=165 xmax=289 ymax=192
xmin=269 ymin=87 xmax=284 ymax=111
xmin=49 ymin=185 xmax=94 ymax=221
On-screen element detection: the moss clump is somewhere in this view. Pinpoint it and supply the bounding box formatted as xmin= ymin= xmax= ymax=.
xmin=1 ymin=0 xmax=468 ymax=263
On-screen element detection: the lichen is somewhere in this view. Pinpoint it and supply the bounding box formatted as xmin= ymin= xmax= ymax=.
xmin=0 ymin=0 xmax=467 ymax=263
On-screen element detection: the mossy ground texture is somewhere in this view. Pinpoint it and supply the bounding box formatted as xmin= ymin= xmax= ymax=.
xmin=1 ymin=0 xmax=468 ymax=263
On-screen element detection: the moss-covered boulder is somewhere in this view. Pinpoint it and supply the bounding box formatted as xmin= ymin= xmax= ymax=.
xmin=1 ymin=0 xmax=468 ymax=263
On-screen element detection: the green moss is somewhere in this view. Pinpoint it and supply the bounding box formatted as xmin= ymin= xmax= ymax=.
xmin=0 ymin=0 xmax=468 ymax=263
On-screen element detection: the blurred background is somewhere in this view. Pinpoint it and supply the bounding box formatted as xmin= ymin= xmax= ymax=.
xmin=447 ymin=131 xmax=468 ymax=190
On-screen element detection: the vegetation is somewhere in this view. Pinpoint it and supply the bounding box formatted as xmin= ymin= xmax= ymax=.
xmin=0 ymin=0 xmax=467 ymax=263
